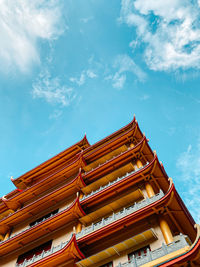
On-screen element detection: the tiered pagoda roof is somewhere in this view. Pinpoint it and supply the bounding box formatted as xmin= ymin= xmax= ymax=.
xmin=0 ymin=117 xmax=199 ymax=267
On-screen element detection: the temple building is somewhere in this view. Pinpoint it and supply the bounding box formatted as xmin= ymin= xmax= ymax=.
xmin=0 ymin=117 xmax=200 ymax=267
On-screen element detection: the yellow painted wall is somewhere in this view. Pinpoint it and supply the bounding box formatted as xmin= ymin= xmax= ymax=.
xmin=150 ymin=224 xmax=165 ymax=251
xmin=1 ymin=224 xmax=74 ymax=267
xmin=10 ymin=195 xmax=75 ymax=239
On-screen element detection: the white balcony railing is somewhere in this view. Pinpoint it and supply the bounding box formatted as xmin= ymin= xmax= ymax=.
xmin=77 ymin=189 xmax=164 ymax=239
xmin=84 ymin=146 xmax=139 ymax=175
xmin=15 ymin=238 xmax=71 ymax=267
xmin=81 ymin=162 xmax=149 ymax=201
xmin=16 ymin=233 xmax=190 ymax=267
xmin=0 ymin=203 xmax=71 ymax=244
xmin=116 ymin=233 xmax=189 ymax=267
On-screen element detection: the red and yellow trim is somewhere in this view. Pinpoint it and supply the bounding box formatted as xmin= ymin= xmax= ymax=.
xmin=0 ymin=172 xmax=86 ymax=230
xmin=29 ymin=234 xmax=85 ymax=267
xmin=0 ymin=198 xmax=85 ymax=256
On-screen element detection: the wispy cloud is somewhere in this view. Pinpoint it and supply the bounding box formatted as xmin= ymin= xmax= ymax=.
xmin=69 ymin=69 xmax=97 ymax=86
xmin=119 ymin=0 xmax=200 ymax=71
xmin=176 ymin=138 xmax=200 ymax=223
xmin=86 ymin=70 xmax=97 ymax=78
xmin=0 ymin=0 xmax=65 ymax=73
xmin=70 ymin=73 xmax=85 ymax=86
xmin=49 ymin=109 xmax=63 ymax=119
xmin=32 ymin=70 xmax=76 ymax=106
xmin=106 ymin=54 xmax=146 ymax=89
xmin=112 ymin=73 xmax=127 ymax=89
xmin=139 ymin=94 xmax=150 ymax=101
xmin=80 ymin=16 xmax=94 ymax=23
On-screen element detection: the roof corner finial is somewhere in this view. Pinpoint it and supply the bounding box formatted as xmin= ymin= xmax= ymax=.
xmin=153 ymin=150 xmax=157 ymax=156
xmin=168 ymin=177 xmax=173 ymax=187
xmin=143 ymin=132 xmax=145 ymax=137
xmin=2 ymin=195 xmax=7 ymax=201
xmin=73 ymin=226 xmax=76 ymax=234
xmin=10 ymin=176 xmax=14 ymax=181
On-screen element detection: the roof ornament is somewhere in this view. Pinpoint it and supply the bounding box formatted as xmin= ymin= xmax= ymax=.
xmin=168 ymin=177 xmax=173 ymax=188
xmin=153 ymin=150 xmax=157 ymax=156
xmin=82 ymin=133 xmax=90 ymax=147
xmin=73 ymin=226 xmax=76 ymax=234
xmin=2 ymin=195 xmax=7 ymax=202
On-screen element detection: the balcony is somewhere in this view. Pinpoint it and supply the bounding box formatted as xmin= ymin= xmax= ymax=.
xmin=77 ymin=190 xmax=164 ymax=240
xmin=0 ymin=199 xmax=84 ymax=257
xmin=84 ymin=145 xmax=129 ymax=173
xmin=84 ymin=147 xmax=131 ymax=175
xmin=0 ymin=204 xmax=70 ymax=244
xmin=81 ymin=162 xmax=149 ymax=201
xmin=15 ymin=239 xmax=70 ymax=267
xmin=116 ymin=234 xmax=190 ymax=267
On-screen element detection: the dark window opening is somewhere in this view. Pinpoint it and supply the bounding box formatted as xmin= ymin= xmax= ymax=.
xmin=16 ymin=240 xmax=52 ymax=264
xmin=128 ymin=245 xmax=151 ymax=260
xmin=30 ymin=209 xmax=59 ymax=227
xmin=100 ymin=262 xmax=113 ymax=267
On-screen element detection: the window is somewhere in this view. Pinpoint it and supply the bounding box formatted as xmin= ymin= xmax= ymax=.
xmin=16 ymin=240 xmax=52 ymax=264
xmin=100 ymin=262 xmax=113 ymax=267
xmin=128 ymin=245 xmax=150 ymax=260
xmin=30 ymin=209 xmax=58 ymax=227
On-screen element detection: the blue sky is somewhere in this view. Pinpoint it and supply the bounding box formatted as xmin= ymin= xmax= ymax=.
xmin=0 ymin=0 xmax=200 ymax=223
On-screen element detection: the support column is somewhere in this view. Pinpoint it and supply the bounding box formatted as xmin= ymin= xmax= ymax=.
xmin=76 ymin=191 xmax=83 ymax=233
xmin=159 ymin=217 xmax=173 ymax=244
xmin=136 ymin=159 xmax=143 ymax=169
xmin=76 ymin=222 xmax=82 ymax=233
xmin=4 ymin=229 xmax=11 ymax=241
xmin=79 ymin=191 xmax=84 ymax=200
xmin=145 ymin=182 xmax=155 ymax=198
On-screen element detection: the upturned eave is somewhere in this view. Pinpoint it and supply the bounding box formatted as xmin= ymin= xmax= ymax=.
xmin=0 ymin=198 xmax=85 ymax=257
xmin=0 ymin=172 xmax=86 ymax=233
xmin=29 ymin=234 xmax=85 ymax=267
xmin=83 ymin=136 xmax=154 ymax=183
xmin=78 ymin=183 xmax=196 ymax=247
xmin=11 ymin=136 xmax=90 ymax=189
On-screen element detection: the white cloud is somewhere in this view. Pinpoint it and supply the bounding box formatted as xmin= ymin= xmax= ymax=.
xmin=32 ymin=70 xmax=76 ymax=106
xmin=0 ymin=0 xmax=64 ymax=73
xmin=114 ymin=54 xmax=147 ymax=81
xmin=86 ymin=70 xmax=97 ymax=78
xmin=113 ymin=73 xmax=126 ymax=89
xmin=139 ymin=94 xmax=150 ymax=101
xmin=80 ymin=17 xmax=94 ymax=23
xmin=107 ymin=54 xmax=146 ymax=89
xmin=70 ymin=73 xmax=85 ymax=86
xmin=70 ymin=69 xmax=97 ymax=86
xmin=49 ymin=109 xmax=63 ymax=119
xmin=176 ymin=138 xmax=200 ymax=223
xmin=119 ymin=0 xmax=200 ymax=71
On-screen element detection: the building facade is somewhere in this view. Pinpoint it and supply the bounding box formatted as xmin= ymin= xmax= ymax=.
xmin=0 ymin=118 xmax=200 ymax=267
